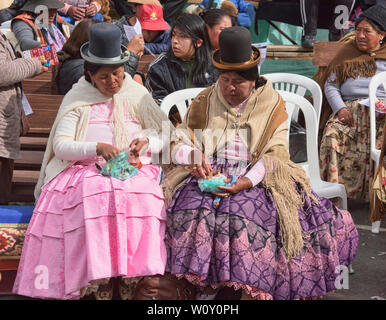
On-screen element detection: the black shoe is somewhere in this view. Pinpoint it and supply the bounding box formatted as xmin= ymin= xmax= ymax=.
xmin=301 ymin=35 xmax=315 ymax=49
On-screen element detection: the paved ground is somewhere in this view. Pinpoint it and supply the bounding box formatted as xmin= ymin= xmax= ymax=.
xmin=322 ymin=199 xmax=386 ymax=300
xmin=1 ymin=199 xmax=384 ymax=301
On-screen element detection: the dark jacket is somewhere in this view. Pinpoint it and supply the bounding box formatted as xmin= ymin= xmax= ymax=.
xmin=145 ymin=50 xmax=218 ymax=104
xmin=145 ymin=31 xmax=171 ymax=55
xmin=56 ymin=51 xmax=139 ymax=95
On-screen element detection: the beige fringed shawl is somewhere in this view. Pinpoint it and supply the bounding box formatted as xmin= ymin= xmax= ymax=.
xmin=162 ymin=80 xmax=319 ymax=259
xmin=34 ymin=73 xmax=174 ymax=200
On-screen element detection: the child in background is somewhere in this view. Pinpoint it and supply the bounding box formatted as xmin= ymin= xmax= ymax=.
xmin=145 ymin=13 xmax=217 ymax=119
xmin=137 ymin=4 xmax=170 ymax=54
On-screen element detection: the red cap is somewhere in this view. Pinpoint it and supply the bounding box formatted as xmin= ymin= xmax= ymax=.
xmin=138 ymin=4 xmax=169 ymax=31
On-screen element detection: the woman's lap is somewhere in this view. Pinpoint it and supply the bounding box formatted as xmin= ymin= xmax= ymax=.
xmin=13 ymin=163 xmax=167 ymax=299
xmin=320 ymin=100 xmax=384 ymax=200
xmin=165 ymin=175 xmax=359 ymax=300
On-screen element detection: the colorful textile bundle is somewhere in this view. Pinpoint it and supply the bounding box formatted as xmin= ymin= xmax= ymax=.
xmin=98 ymin=152 xmax=141 ymax=180
xmin=198 ymin=173 xmax=237 ymax=208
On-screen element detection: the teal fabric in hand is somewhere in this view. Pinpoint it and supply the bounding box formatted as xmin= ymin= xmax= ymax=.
xmin=197 ymin=174 xmax=229 ymax=193
xmin=99 ymin=152 xmax=139 ymax=181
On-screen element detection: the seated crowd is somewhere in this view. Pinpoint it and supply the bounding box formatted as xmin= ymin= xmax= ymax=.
xmin=0 ymin=0 xmax=385 ymax=301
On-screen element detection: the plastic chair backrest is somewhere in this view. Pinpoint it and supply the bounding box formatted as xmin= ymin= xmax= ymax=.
xmin=160 ymin=87 xmax=206 ymax=121
xmin=278 ymin=90 xmax=320 ymax=180
xmin=368 ymin=71 xmax=386 ymax=167
xmin=263 ymin=73 xmax=322 ymax=126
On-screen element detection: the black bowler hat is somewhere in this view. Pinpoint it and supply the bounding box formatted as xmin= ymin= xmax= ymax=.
xmin=361 ymin=3 xmax=386 ymax=32
xmin=212 ymin=26 xmax=261 ymax=71
xmin=80 ymin=23 xmax=130 ymax=65
xmin=20 ymin=0 xmax=64 ymax=12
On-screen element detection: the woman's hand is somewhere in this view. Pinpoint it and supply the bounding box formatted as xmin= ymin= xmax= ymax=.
xmin=213 ymin=177 xmax=253 ymax=197
xmin=337 ymin=107 xmax=353 ymax=127
xmin=129 ymin=138 xmax=149 ymax=156
xmin=96 ymin=142 xmax=120 ymax=161
xmin=189 ymin=149 xmax=212 ymax=179
xmin=68 ymin=6 xmax=86 ymax=20
xmin=127 ymin=35 xmax=145 ymax=57
xmin=86 ymin=3 xmax=97 ymax=17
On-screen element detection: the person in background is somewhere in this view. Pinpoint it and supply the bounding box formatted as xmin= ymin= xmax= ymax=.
xmin=0 ymin=0 xmax=27 ymax=24
xmin=110 ymin=0 xmax=135 ymax=18
xmin=300 ymin=0 xmax=356 ymax=48
xmin=201 ymin=8 xmax=233 ymax=50
xmin=145 ymin=14 xmax=217 ymax=106
xmin=0 ymin=0 xmax=46 ymax=204
xmin=113 ymin=0 xmax=160 ymax=55
xmin=11 ymin=0 xmax=72 ymax=51
xmin=137 ymin=3 xmax=170 ymax=54
xmin=57 ymin=0 xmax=107 ymax=24
xmin=12 ymin=23 xmax=174 ymax=300
xmin=160 ymin=0 xmax=187 ymax=25
xmin=200 ymin=0 xmax=254 ymax=28
xmin=318 ymin=4 xmax=386 ymax=232
xmin=56 ymin=19 xmax=143 ymax=94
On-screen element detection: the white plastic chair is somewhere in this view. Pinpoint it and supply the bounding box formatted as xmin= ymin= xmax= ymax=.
xmin=263 ymin=73 xmax=323 ymax=127
xmin=278 ymin=90 xmax=348 ymax=210
xmin=368 ymin=71 xmax=386 ymax=233
xmin=368 ymin=71 xmax=386 ymax=167
xmin=266 ymin=73 xmax=322 ymax=176
xmin=160 ymin=87 xmax=206 ymax=121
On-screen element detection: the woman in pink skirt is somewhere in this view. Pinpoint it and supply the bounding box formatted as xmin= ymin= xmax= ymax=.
xmin=12 ymin=23 xmax=174 ymax=300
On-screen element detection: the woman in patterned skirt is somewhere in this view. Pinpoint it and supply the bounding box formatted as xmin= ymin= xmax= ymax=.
xmin=132 ymin=26 xmax=359 ymax=300
xmin=318 ymin=3 xmax=386 ymax=232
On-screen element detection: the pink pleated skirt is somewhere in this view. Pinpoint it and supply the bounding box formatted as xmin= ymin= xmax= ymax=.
xmin=12 ymin=161 xmax=167 ymax=299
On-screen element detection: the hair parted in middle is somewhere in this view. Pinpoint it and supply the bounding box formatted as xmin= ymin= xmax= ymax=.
xmin=170 ymin=13 xmax=212 ymax=87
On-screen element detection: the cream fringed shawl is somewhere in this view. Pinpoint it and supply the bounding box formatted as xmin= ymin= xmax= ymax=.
xmin=34 ymin=73 xmax=174 ymax=200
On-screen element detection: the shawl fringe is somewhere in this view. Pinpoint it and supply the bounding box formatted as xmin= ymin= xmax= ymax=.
xmin=261 ymin=155 xmax=319 ymax=260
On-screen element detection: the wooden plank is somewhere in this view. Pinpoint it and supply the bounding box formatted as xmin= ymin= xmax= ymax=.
xmin=14 ymin=150 xmax=44 ymax=170
xmin=12 ymin=170 xmax=40 ymax=184
xmin=312 ymin=41 xmax=345 ymax=67
xmin=24 ymin=69 xmax=53 ymax=81
xmin=20 ymin=136 xmax=48 ymax=151
xmin=267 ymin=45 xmax=312 ymax=52
xmin=266 ymin=52 xmax=313 ymax=60
xmin=265 ymin=45 xmax=313 ymax=60
xmin=0 ymin=258 xmax=20 ymax=271
xmin=25 ymin=94 xmax=64 ymax=134
xmin=22 ymin=79 xmax=54 ymax=95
